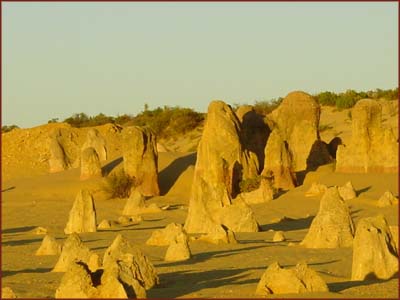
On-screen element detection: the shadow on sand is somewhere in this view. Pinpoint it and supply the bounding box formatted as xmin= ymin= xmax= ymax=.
xmin=2 ymin=226 xmax=37 ymax=234
xmin=260 ymin=216 xmax=314 ymax=232
xmin=2 ymin=268 xmax=53 ymax=278
xmin=101 ymin=157 xmax=123 ymax=176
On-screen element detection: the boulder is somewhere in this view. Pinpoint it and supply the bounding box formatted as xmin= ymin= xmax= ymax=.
xmin=184 ymin=101 xmax=259 ymax=234
xmin=122 ymin=189 xmax=161 ymax=216
xmin=164 ymin=232 xmax=191 ymax=262
xmin=103 ymin=234 xmax=159 ymax=289
xmin=351 ymin=215 xmax=398 ymax=281
xmin=256 ymin=262 xmax=328 ymax=295
xmin=35 ymin=234 xmax=62 ymax=256
xmin=122 ymin=126 xmax=160 ymax=196
xmin=305 ymin=182 xmax=328 ymax=197
xmin=64 ymin=189 xmax=97 ymax=234
xmin=336 ymin=99 xmax=398 ymax=173
xmin=268 ymin=91 xmax=331 ymax=172
xmin=80 ymin=147 xmax=102 ymax=180
xmin=301 ymin=187 xmax=354 ymax=248
xmin=198 ymin=224 xmax=238 ymax=244
xmin=338 ymin=181 xmax=356 ymax=200
xmin=218 ymin=199 xmax=259 ymax=232
xmin=52 ymin=233 xmax=99 ymax=272
xmin=97 ymin=219 xmax=112 ymax=230
xmin=377 ymin=191 xmax=398 ymax=207
xmin=82 ymin=128 xmax=107 ymax=161
xmin=262 ymin=129 xmax=297 ymax=190
xmin=273 ymin=231 xmax=286 ymax=242
xmin=146 ymin=223 xmax=185 ymax=246
xmin=31 ymin=226 xmax=48 ymax=235
xmin=2 ymin=287 xmax=17 ymax=298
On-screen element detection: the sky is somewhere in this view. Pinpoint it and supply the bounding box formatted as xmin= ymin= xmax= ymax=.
xmin=2 ymin=2 xmax=398 ymax=128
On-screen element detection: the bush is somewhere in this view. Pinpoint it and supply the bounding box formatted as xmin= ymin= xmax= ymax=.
xmin=1 ymin=125 xmax=19 ymax=133
xmin=253 ymin=98 xmax=283 ymax=115
xmin=103 ymin=170 xmax=137 ymax=199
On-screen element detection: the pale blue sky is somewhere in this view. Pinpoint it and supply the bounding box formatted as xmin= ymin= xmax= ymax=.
xmin=2 ymin=2 xmax=398 ymax=128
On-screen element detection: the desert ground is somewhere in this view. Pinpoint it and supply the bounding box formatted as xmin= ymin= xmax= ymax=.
xmin=1 ymin=99 xmax=398 ymax=298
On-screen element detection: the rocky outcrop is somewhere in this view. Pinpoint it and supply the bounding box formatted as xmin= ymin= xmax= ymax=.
xmin=184 ymin=101 xmax=259 ymax=234
xmin=218 ymin=199 xmax=259 ymax=232
xmin=198 ymin=224 xmax=238 ymax=244
xmin=64 ymin=189 xmax=97 ymax=234
xmin=336 ymin=99 xmax=398 ymax=173
xmin=82 ymin=128 xmax=107 ymax=161
xmin=301 ymin=187 xmax=354 ymax=248
xmin=97 ymin=219 xmax=112 ymax=230
xmin=256 ymin=262 xmax=328 ymax=295
xmin=164 ymin=232 xmax=191 ymax=262
xmin=52 ymin=233 xmax=99 ymax=272
xmin=146 ymin=223 xmax=185 ymax=246
xmin=80 ymin=147 xmax=102 ymax=180
xmin=103 ymin=234 xmax=159 ymax=290
xmin=338 ymin=181 xmax=356 ymax=201
xmin=35 ymin=234 xmax=62 ymax=256
xmin=262 ymin=129 xmax=296 ymax=190
xmin=351 ymin=215 xmax=398 ymax=280
xmin=122 ymin=126 xmax=160 ymax=196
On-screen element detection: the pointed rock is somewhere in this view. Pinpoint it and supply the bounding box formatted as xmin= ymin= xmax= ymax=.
xmin=273 ymin=231 xmax=286 ymax=242
xmin=80 ymin=147 xmax=102 ymax=180
xmin=165 ymin=232 xmax=191 ymax=262
xmin=301 ymin=187 xmax=354 ymax=248
xmin=146 ymin=223 xmax=185 ymax=246
xmin=49 ymin=134 xmax=68 ymax=173
xmin=256 ymin=261 xmax=328 ymax=295
xmin=305 ymin=182 xmax=328 ymax=197
xmin=338 ymin=181 xmax=356 ymax=200
xmin=198 ymin=224 xmax=238 ymax=244
xmin=122 ymin=189 xmax=162 ymax=216
xmin=103 ymin=234 xmax=159 ymax=290
xmin=238 ymin=178 xmax=274 ymax=204
xmin=82 ymin=128 xmax=107 ymax=161
xmin=35 ymin=234 xmax=61 ymax=256
xmin=351 ymin=215 xmax=398 ymax=281
xmin=377 ymin=191 xmax=398 ymax=207
xmin=218 ymin=198 xmax=259 ymax=232
xmin=2 ymin=287 xmax=17 ymax=298
xmin=64 ymin=189 xmax=97 ymax=234
xmin=97 ymin=219 xmax=112 ymax=230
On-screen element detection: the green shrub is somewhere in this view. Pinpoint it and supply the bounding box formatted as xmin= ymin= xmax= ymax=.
xmin=1 ymin=125 xmax=19 ymax=133
xmin=253 ymin=98 xmax=283 ymax=116
xmin=239 ymin=174 xmax=273 ymax=193
xmin=103 ymin=170 xmax=137 ymax=199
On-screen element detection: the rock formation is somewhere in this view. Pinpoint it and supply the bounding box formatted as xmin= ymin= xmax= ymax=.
xmin=146 ymin=223 xmax=186 ymax=246
xmin=267 ymin=91 xmax=331 ymax=173
xmin=49 ymin=133 xmax=68 ymax=173
xmin=184 ymin=101 xmax=259 ymax=234
xmin=103 ymin=234 xmax=159 ymax=290
xmin=262 ymin=129 xmax=297 ymax=190
xmin=164 ymin=232 xmax=191 ymax=262
xmin=52 ymin=233 xmax=99 ymax=272
xmin=237 ymin=178 xmax=274 ymax=204
xmin=35 ymin=234 xmax=62 ymax=256
xmin=122 ymin=126 xmax=160 ymax=196
xmin=97 ymin=219 xmax=112 ymax=230
xmin=336 ymin=99 xmax=398 ymax=173
xmin=351 ymin=215 xmax=398 ymax=281
xmin=377 ymin=191 xmax=398 ymax=207
xmin=198 ymin=224 xmax=238 ymax=244
xmin=64 ymin=189 xmax=97 ymax=234
xmin=301 ymin=187 xmax=354 ymax=248
xmin=256 ymin=262 xmax=328 ymax=295
xmin=80 ymin=147 xmax=102 ymax=180
xmin=338 ymin=181 xmax=356 ymax=200
xmin=122 ymin=189 xmax=161 ymax=216
xmin=389 ymin=225 xmax=399 ymax=251
xmin=305 ymin=182 xmax=328 ymax=197
xmin=2 ymin=287 xmax=17 ymax=298
xmin=273 ymin=231 xmax=286 ymax=242
xmin=218 ymin=199 xmax=259 ymax=232
xmin=82 ymin=128 xmax=107 ymax=161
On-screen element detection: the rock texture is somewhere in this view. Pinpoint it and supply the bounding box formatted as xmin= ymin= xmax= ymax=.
xmin=80 ymin=147 xmax=102 ymax=180
xmin=237 ymin=178 xmax=274 ymax=204
xmin=218 ymin=199 xmax=259 ymax=232
xmin=262 ymin=129 xmax=297 ymax=190
xmin=35 ymin=234 xmax=62 ymax=256
xmin=305 ymin=182 xmax=328 ymax=197
xmin=49 ymin=133 xmax=68 ymax=173
xmin=338 ymin=181 xmax=356 ymax=200
xmin=273 ymin=231 xmax=286 ymax=242
xmin=164 ymin=232 xmax=191 ymax=262
xmin=122 ymin=189 xmax=161 ymax=216
xmin=103 ymin=234 xmax=159 ymax=290
xmin=351 ymin=215 xmax=398 ymax=281
xmin=301 ymin=187 xmax=354 ymax=248
xmin=147 ymin=223 xmax=185 ymax=246
xmin=97 ymin=219 xmax=112 ymax=230
xmin=377 ymin=191 xmax=398 ymax=207
xmin=267 ymin=91 xmax=331 ymax=173
xmin=256 ymin=262 xmax=328 ymax=295
xmin=64 ymin=189 xmax=97 ymax=234
xmin=52 ymin=233 xmax=99 ymax=272
xmin=198 ymin=225 xmax=238 ymax=244
xmin=122 ymin=126 xmax=160 ymax=196
xmin=184 ymin=101 xmax=259 ymax=234
xmin=336 ymin=99 xmax=398 ymax=173
xmin=2 ymin=287 xmax=17 ymax=298
xmin=82 ymin=128 xmax=107 ymax=161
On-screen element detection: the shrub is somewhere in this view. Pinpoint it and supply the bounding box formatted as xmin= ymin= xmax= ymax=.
xmin=1 ymin=125 xmax=19 ymax=133
xmin=319 ymin=124 xmax=333 ymax=132
xmin=103 ymin=170 xmax=137 ymax=199
xmin=253 ymin=98 xmax=283 ymax=116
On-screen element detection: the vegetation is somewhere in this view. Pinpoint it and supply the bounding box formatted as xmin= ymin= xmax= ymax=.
xmin=252 ymin=97 xmax=283 ymax=115
xmin=103 ymin=170 xmax=137 ymax=199
xmin=315 ymin=88 xmax=398 ymax=109
xmin=1 ymin=125 xmax=19 ymax=133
